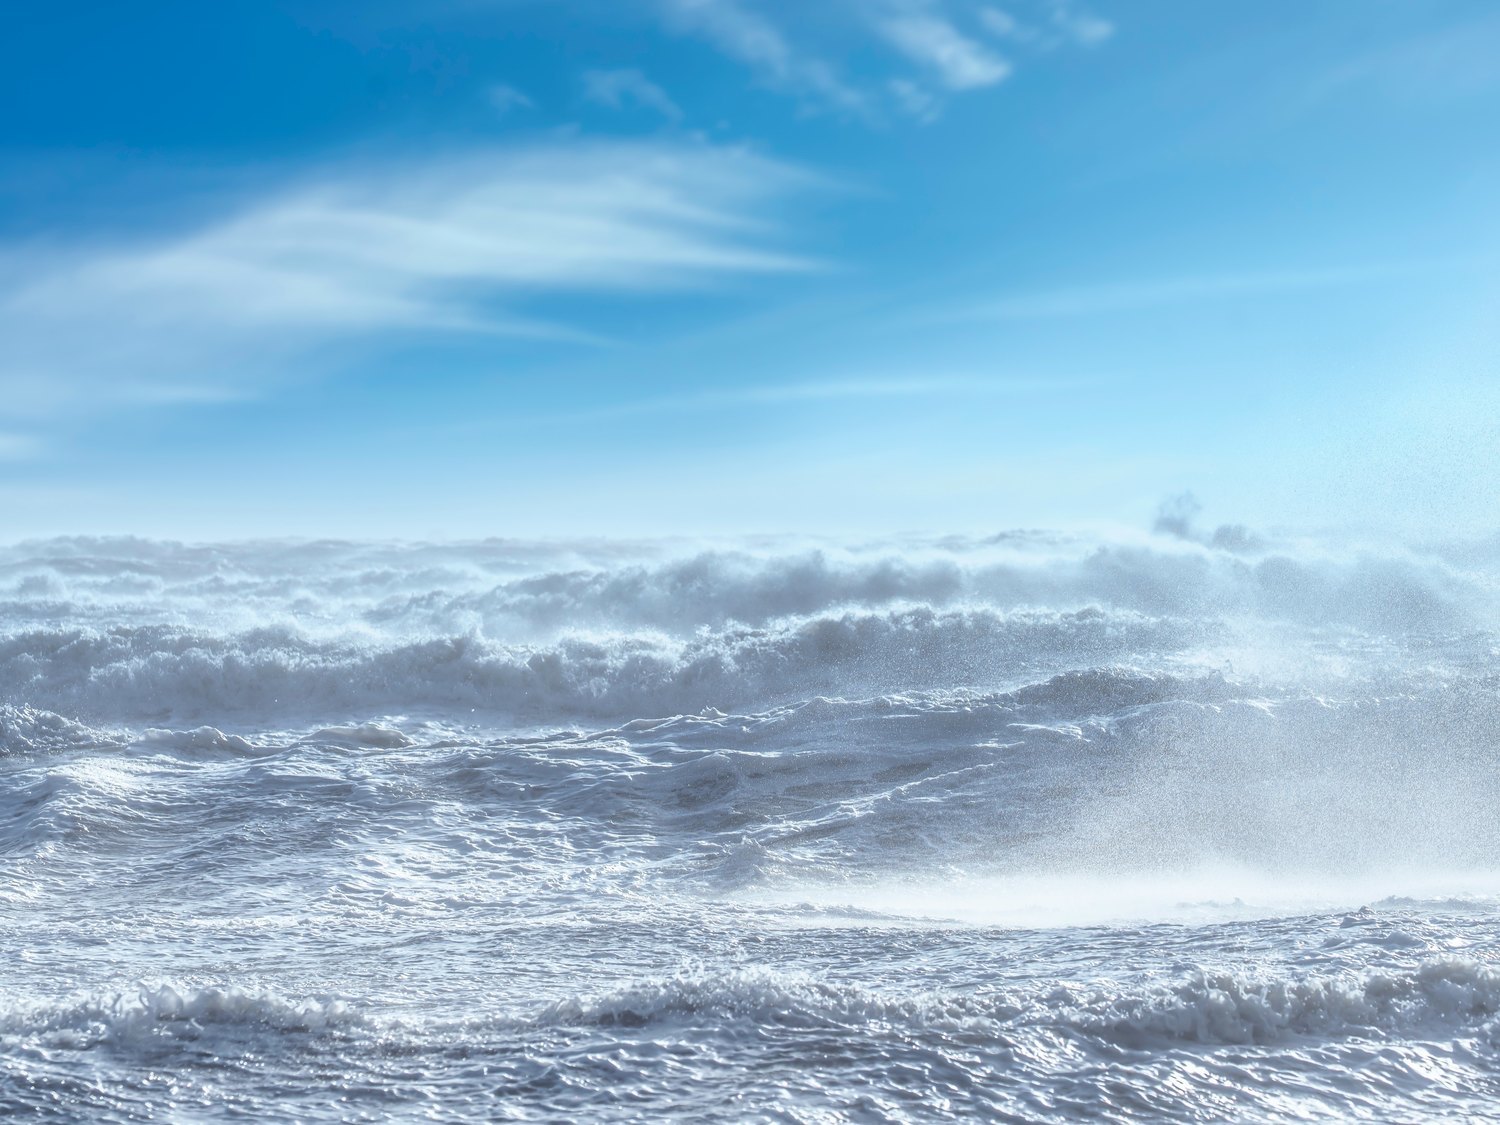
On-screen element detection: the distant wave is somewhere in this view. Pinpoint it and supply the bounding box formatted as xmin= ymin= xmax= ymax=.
xmin=367 ymin=542 xmax=1485 ymax=636
xmin=15 ymin=957 xmax=1495 ymax=1057
xmin=1049 ymin=957 xmax=1500 ymax=1046
xmin=537 ymin=958 xmax=1500 ymax=1046
xmin=0 ymin=533 xmax=1492 ymax=639
xmin=0 ymin=531 xmax=1491 ymax=726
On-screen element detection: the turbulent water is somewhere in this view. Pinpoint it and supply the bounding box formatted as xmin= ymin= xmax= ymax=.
xmin=3 ymin=527 xmax=1499 ymax=1121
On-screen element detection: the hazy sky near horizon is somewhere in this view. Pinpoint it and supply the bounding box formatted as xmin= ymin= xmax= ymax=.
xmin=2 ymin=0 xmax=1497 ymax=540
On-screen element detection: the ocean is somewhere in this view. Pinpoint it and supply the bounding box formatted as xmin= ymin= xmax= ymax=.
xmin=2 ymin=527 xmax=1498 ymax=1121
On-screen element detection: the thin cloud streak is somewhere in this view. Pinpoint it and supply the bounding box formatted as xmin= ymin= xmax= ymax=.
xmin=944 ymin=264 xmax=1422 ymax=321
xmin=487 ymin=83 xmax=533 ymax=113
xmin=661 ymin=0 xmax=866 ymax=111
xmin=582 ymin=68 xmax=684 ymax=121
xmin=1308 ymin=12 xmax=1500 ymax=104
xmin=481 ymin=373 xmax=1093 ymax=428
xmin=658 ymin=0 xmax=1109 ymax=120
xmin=981 ymin=3 xmax=1114 ymax=49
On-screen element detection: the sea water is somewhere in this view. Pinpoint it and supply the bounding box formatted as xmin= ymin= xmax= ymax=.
xmin=2 ymin=528 xmax=1498 ymax=1121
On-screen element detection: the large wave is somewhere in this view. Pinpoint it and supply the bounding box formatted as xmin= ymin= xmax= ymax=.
xmin=1 ymin=531 xmax=1493 ymax=636
xmin=0 ymin=530 xmax=1493 ymax=725
xmin=11 ymin=956 xmax=1497 ymax=1055
xmin=0 ymin=607 xmax=1209 ymax=723
xmin=537 ymin=957 xmax=1500 ymax=1047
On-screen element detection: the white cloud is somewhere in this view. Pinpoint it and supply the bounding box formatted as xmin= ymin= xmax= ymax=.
xmin=660 ymin=0 xmax=866 ymax=111
xmin=326 ymin=0 xmax=1112 ymax=122
xmin=656 ymin=0 xmax=1111 ymax=119
xmin=1051 ymin=3 xmax=1113 ymax=47
xmin=583 ymin=68 xmax=684 ymax=121
xmin=981 ymin=2 xmax=1113 ymax=50
xmin=978 ymin=8 xmax=1023 ymax=39
xmin=889 ymin=78 xmax=942 ymax=122
xmin=877 ymin=9 xmax=1011 ymax=90
xmin=487 ymin=83 xmax=533 ymax=114
xmin=0 ymin=142 xmax=819 ymax=417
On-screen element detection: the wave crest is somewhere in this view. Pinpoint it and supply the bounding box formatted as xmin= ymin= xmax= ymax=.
xmin=1 ymin=984 xmax=368 ymax=1049
xmin=535 ymin=958 xmax=1500 ymax=1047
xmin=0 ymin=607 xmax=1201 ymax=722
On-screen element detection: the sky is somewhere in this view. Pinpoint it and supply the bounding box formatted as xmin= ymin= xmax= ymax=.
xmin=2 ymin=0 xmax=1498 ymax=540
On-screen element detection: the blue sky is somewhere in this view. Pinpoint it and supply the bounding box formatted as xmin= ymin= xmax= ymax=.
xmin=2 ymin=0 xmax=1497 ymax=539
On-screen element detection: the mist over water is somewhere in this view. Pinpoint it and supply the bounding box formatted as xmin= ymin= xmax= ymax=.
xmin=3 ymin=525 xmax=1499 ymax=1120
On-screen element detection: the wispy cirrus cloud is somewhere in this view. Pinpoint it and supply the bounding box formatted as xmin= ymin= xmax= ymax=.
xmin=941 ymin=263 xmax=1413 ymax=321
xmin=657 ymin=0 xmax=1111 ymax=121
xmin=0 ymin=142 xmax=819 ymax=419
xmin=475 ymin=373 xmax=1087 ymax=429
xmin=1308 ymin=12 xmax=1500 ymax=105
xmin=888 ymin=77 xmax=942 ymax=122
xmin=660 ymin=0 xmax=866 ymax=111
xmin=583 ymin=68 xmax=684 ymax=121
xmin=877 ymin=5 xmax=1011 ymax=91
xmin=981 ymin=2 xmax=1114 ymax=49
xmin=487 ymin=83 xmax=533 ymax=114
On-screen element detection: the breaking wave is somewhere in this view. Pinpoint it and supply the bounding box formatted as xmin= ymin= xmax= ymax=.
xmin=0 ymin=984 xmax=369 ymax=1049
xmin=0 ymin=705 xmax=118 ymax=755
xmin=0 ymin=606 xmax=1208 ymax=723
xmin=0 ymin=530 xmax=1492 ymax=727
xmin=1 ymin=532 xmax=1493 ymax=636
xmin=540 ymin=958 xmax=1500 ymax=1047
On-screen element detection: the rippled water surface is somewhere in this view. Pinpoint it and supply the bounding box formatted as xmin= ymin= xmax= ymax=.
xmin=2 ymin=530 xmax=1498 ymax=1120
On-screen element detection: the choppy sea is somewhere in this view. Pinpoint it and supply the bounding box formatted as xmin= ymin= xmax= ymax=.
xmin=3 ymin=527 xmax=1499 ymax=1121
